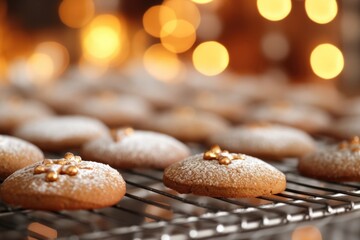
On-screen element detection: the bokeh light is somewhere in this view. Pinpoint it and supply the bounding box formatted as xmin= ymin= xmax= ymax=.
xmin=27 ymin=53 xmax=55 ymax=83
xmin=257 ymin=0 xmax=292 ymax=21
xmin=163 ymin=0 xmax=201 ymax=29
xmin=310 ymin=43 xmax=344 ymax=79
xmin=261 ymin=32 xmax=290 ymax=61
xmin=192 ymin=41 xmax=229 ymax=76
xmin=143 ymin=44 xmax=182 ymax=82
xmin=160 ymin=20 xmax=196 ymax=53
xmin=59 ymin=0 xmax=95 ymax=28
xmin=305 ymin=0 xmax=338 ymax=24
xmin=292 ymin=225 xmax=322 ymax=240
xmin=143 ymin=5 xmax=177 ymax=38
xmin=192 ymin=0 xmax=213 ymax=4
xmin=82 ymin=14 xmax=125 ymax=64
xmin=35 ymin=41 xmax=70 ymax=78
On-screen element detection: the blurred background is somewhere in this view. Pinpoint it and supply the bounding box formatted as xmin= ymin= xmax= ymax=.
xmin=0 ymin=0 xmax=358 ymax=93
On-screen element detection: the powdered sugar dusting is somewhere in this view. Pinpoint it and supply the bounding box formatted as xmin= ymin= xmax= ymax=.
xmin=209 ymin=124 xmax=315 ymax=157
xmin=299 ymin=143 xmax=360 ymax=180
xmin=164 ymin=153 xmax=285 ymax=188
xmin=3 ymin=160 xmax=123 ymax=195
xmin=83 ymin=130 xmax=190 ymax=168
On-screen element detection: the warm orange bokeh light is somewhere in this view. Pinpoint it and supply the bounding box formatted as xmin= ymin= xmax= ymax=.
xmin=143 ymin=5 xmax=177 ymax=38
xmin=35 ymin=41 xmax=69 ymax=77
xmin=257 ymin=0 xmax=292 ymax=21
xmin=143 ymin=44 xmax=182 ymax=82
xmin=59 ymin=0 xmax=95 ymax=28
xmin=27 ymin=53 xmax=55 ymax=83
xmin=161 ymin=20 xmax=196 ymax=53
xmin=163 ymin=0 xmax=201 ymax=29
xmin=0 ymin=57 xmax=8 ymax=83
xmin=310 ymin=43 xmax=344 ymax=79
xmin=305 ymin=0 xmax=338 ymax=24
xmin=192 ymin=41 xmax=229 ymax=76
xmin=82 ymin=14 xmax=125 ymax=64
xmin=192 ymin=0 xmax=213 ymax=4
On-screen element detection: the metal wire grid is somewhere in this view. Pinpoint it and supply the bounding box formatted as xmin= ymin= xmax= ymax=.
xmin=1 ymin=160 xmax=360 ymax=240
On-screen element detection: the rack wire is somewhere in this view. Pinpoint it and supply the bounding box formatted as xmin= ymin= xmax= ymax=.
xmin=1 ymin=159 xmax=360 ymax=240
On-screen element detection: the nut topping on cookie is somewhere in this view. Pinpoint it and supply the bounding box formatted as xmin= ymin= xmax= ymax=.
xmin=203 ymin=145 xmax=245 ymax=165
xmin=338 ymin=136 xmax=360 ymax=152
xmin=33 ymin=153 xmax=91 ymax=182
xmin=111 ymin=127 xmax=134 ymax=141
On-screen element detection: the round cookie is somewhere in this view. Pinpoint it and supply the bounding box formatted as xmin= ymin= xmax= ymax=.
xmin=14 ymin=116 xmax=109 ymax=151
xmin=0 ymin=153 xmax=126 ymax=210
xmin=0 ymin=96 xmax=54 ymax=133
xmin=298 ymin=136 xmax=360 ymax=181
xmin=189 ymin=91 xmax=248 ymax=123
xmin=208 ymin=123 xmax=315 ymax=160
xmin=73 ymin=91 xmax=153 ymax=128
xmin=142 ymin=107 xmax=230 ymax=142
xmin=0 ymin=135 xmax=44 ymax=180
xmin=247 ymin=101 xmax=332 ymax=133
xmin=163 ymin=145 xmax=286 ymax=198
xmin=82 ymin=128 xmax=190 ymax=168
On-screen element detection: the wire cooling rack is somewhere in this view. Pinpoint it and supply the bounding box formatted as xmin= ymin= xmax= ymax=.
xmin=1 ymin=159 xmax=360 ymax=240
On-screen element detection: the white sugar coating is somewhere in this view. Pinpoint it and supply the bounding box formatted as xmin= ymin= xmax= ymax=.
xmin=0 ymin=135 xmax=44 ymax=179
xmin=75 ymin=94 xmax=153 ymax=126
xmin=299 ymin=143 xmax=360 ymax=180
xmin=2 ymin=160 xmax=124 ymax=195
xmin=14 ymin=116 xmax=109 ymax=143
xmin=208 ymin=124 xmax=315 ymax=158
xmin=83 ymin=130 xmax=190 ymax=168
xmin=0 ymin=98 xmax=54 ymax=131
xmin=164 ymin=153 xmax=285 ymax=188
xmin=144 ymin=109 xmax=230 ymax=142
xmin=331 ymin=117 xmax=360 ymax=139
xmin=248 ymin=102 xmax=331 ymax=132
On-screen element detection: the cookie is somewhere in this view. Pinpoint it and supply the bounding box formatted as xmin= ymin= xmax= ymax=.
xmin=189 ymin=91 xmax=248 ymax=123
xmin=0 ymin=135 xmax=44 ymax=180
xmin=73 ymin=91 xmax=153 ymax=127
xmin=284 ymin=82 xmax=343 ymax=115
xmin=208 ymin=123 xmax=315 ymax=159
xmin=0 ymin=96 xmax=54 ymax=133
xmin=0 ymin=153 xmax=126 ymax=210
xmin=163 ymin=145 xmax=286 ymax=198
xmin=298 ymin=136 xmax=360 ymax=181
xmin=14 ymin=116 xmax=109 ymax=151
xmin=247 ymin=101 xmax=332 ymax=133
xmin=82 ymin=128 xmax=190 ymax=168
xmin=141 ymin=107 xmax=230 ymax=142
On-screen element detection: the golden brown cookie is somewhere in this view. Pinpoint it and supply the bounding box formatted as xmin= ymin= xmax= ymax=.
xmin=247 ymin=101 xmax=332 ymax=133
xmin=298 ymin=136 xmax=360 ymax=181
xmin=208 ymin=123 xmax=315 ymax=160
xmin=163 ymin=145 xmax=286 ymax=198
xmin=141 ymin=107 xmax=230 ymax=142
xmin=82 ymin=128 xmax=190 ymax=168
xmin=0 ymin=135 xmax=44 ymax=180
xmin=73 ymin=91 xmax=153 ymax=128
xmin=0 ymin=153 xmax=126 ymax=210
xmin=14 ymin=116 xmax=109 ymax=151
xmin=0 ymin=96 xmax=54 ymax=134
